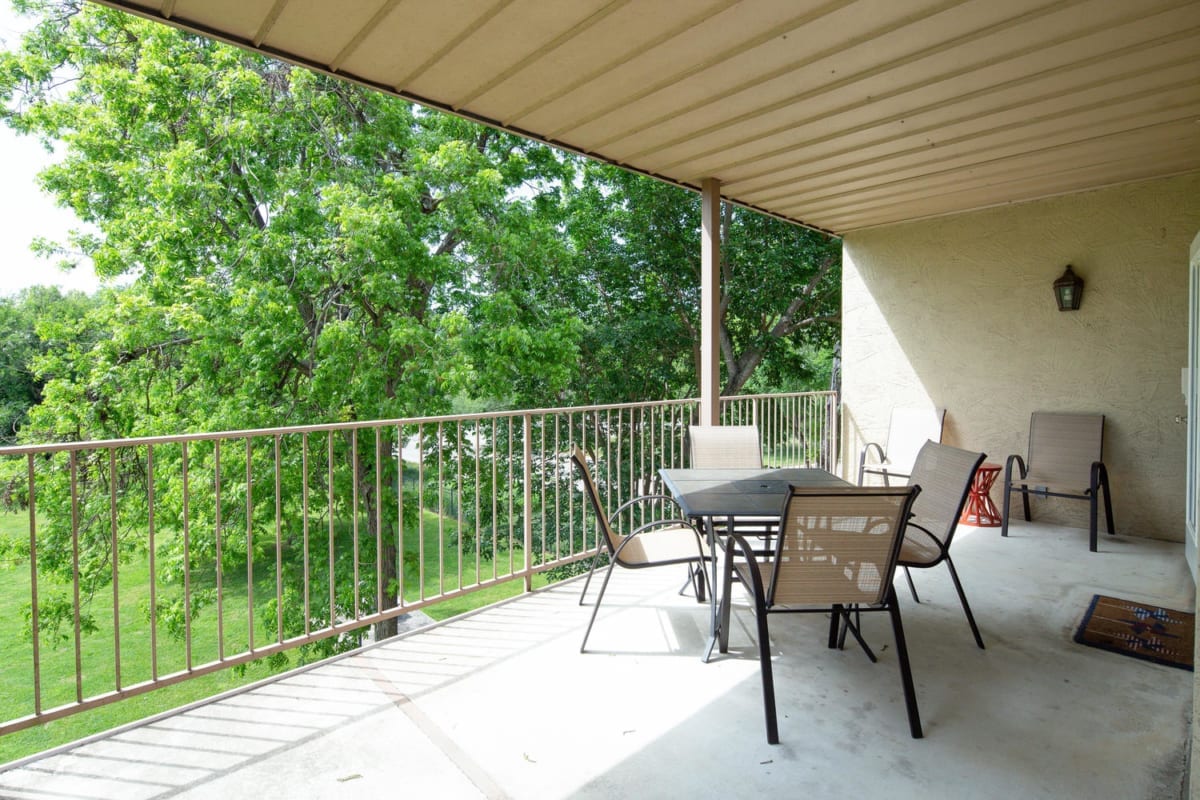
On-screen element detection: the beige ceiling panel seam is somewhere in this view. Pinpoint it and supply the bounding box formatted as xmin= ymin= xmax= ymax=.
xmin=539 ymin=0 xmax=858 ymax=141
xmin=789 ymin=129 xmax=1200 ymax=221
xmin=731 ymin=67 xmax=1200 ymax=200
xmin=329 ymin=0 xmax=404 ymax=73
xmin=450 ymin=0 xmax=629 ymax=110
xmin=781 ymin=122 xmax=1200 ymax=219
xmin=669 ymin=20 xmax=1200 ymax=185
xmin=584 ymin=0 xmax=971 ymax=154
xmin=251 ymin=0 xmax=288 ymax=46
xmin=723 ymin=48 xmax=1200 ymax=196
xmin=617 ymin=0 xmax=1098 ymax=165
xmin=751 ymin=98 xmax=1200 ymax=209
xmin=645 ymin=0 xmax=1194 ymax=175
xmin=499 ymin=0 xmax=741 ymax=126
xmin=391 ymin=0 xmax=516 ymax=94
xmin=826 ymin=158 xmax=1200 ymax=232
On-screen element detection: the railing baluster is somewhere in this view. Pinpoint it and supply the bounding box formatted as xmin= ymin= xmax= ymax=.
xmin=376 ymin=428 xmax=384 ymax=617
xmin=27 ymin=453 xmax=41 ymax=717
xmin=244 ymin=439 xmax=253 ymax=655
xmin=302 ymin=433 xmax=310 ymax=637
xmin=456 ymin=421 xmax=464 ymax=592
xmin=69 ymin=451 xmax=82 ymax=704
xmin=327 ymin=432 xmax=335 ymax=627
xmin=352 ymin=429 xmax=360 ymax=621
xmin=183 ymin=441 xmax=193 ymax=670
xmin=215 ymin=440 xmax=224 ymax=661
xmin=110 ymin=450 xmax=121 ymax=691
xmin=150 ymin=444 xmax=159 ymax=677
xmin=437 ymin=421 xmax=445 ymax=596
xmin=273 ymin=436 xmax=282 ymax=646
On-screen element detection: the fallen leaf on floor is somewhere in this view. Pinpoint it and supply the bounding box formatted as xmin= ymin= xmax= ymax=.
xmin=523 ymin=753 xmax=537 ymax=763
xmin=337 ymin=774 xmax=363 ymax=783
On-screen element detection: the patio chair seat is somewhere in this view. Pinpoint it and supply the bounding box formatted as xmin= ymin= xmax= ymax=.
xmin=898 ymin=528 xmax=942 ymax=566
xmin=613 ymin=525 xmax=709 ymax=564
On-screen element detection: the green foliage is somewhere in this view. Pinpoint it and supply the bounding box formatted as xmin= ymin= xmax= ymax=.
xmin=0 ymin=286 xmax=101 ymax=449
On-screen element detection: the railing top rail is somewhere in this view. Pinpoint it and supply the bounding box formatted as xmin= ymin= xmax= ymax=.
xmin=0 ymin=392 xmax=835 ymax=457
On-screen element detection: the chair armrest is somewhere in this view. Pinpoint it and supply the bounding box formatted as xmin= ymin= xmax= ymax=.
xmin=902 ymin=520 xmax=947 ymax=558
xmin=1004 ymin=454 xmax=1027 ymax=485
xmin=858 ymin=441 xmax=886 ymax=484
xmin=726 ymin=533 xmax=768 ymax=599
xmin=859 ymin=441 xmax=886 ymax=465
xmin=629 ymin=517 xmax=702 ymax=538
xmin=612 ymin=493 xmax=683 ymax=516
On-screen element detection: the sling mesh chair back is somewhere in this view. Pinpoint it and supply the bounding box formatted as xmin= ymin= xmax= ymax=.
xmin=899 ymin=441 xmax=987 ymax=648
xmin=688 ymin=425 xmax=763 ymax=468
xmin=1001 ymin=412 xmax=1114 ymax=552
xmin=569 ymin=445 xmax=707 ymax=653
xmin=858 ymin=407 xmax=946 ymax=485
xmin=721 ymin=485 xmax=923 ymax=744
xmin=687 ymin=424 xmax=776 ymax=547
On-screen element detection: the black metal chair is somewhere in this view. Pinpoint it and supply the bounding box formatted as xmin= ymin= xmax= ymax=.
xmin=719 ymin=485 xmax=923 ymax=744
xmin=899 ymin=440 xmax=988 ymax=648
xmin=570 ymin=445 xmax=708 ymax=653
xmin=1001 ymin=412 xmax=1115 ymax=552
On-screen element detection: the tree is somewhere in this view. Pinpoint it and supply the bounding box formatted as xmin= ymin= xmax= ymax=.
xmin=0 ymin=286 xmax=100 ymax=447
xmin=559 ymin=163 xmax=840 ymax=404
xmin=0 ymin=0 xmax=581 ymax=645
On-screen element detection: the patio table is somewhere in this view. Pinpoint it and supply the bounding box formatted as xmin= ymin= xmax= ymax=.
xmin=658 ymin=467 xmax=850 ymax=661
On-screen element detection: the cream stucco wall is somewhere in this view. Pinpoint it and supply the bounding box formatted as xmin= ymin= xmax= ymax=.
xmin=841 ymin=172 xmax=1200 ymax=542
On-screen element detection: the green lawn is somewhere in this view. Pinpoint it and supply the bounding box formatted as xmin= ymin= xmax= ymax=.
xmin=0 ymin=506 xmax=557 ymax=764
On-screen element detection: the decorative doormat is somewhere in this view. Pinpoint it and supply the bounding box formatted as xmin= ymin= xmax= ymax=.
xmin=1074 ymin=595 xmax=1194 ymax=671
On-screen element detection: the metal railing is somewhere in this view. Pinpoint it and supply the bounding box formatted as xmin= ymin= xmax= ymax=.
xmin=0 ymin=391 xmax=836 ymax=736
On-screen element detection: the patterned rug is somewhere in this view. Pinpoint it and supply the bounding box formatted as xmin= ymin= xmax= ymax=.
xmin=1074 ymin=595 xmax=1194 ymax=671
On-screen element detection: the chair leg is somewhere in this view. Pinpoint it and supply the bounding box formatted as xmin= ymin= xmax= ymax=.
xmin=1089 ymin=492 xmax=1099 ymax=553
xmin=886 ymin=588 xmax=923 ymax=739
xmin=752 ymin=594 xmax=779 ymax=745
xmin=580 ymin=560 xmax=619 ymax=653
xmin=943 ymin=558 xmax=985 ymax=649
xmin=1001 ymin=485 xmax=1011 ymax=538
xmin=1102 ymin=467 xmax=1115 ymax=535
xmin=578 ymin=550 xmax=603 ymax=605
xmin=904 ymin=566 xmax=920 ymax=603
xmin=719 ymin=549 xmax=736 ymax=654
xmin=678 ymin=564 xmax=708 ymax=603
xmin=828 ymin=603 xmax=843 ymax=649
xmin=837 ymin=607 xmax=878 ymax=663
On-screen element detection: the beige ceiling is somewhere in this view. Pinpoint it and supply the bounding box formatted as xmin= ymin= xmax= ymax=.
xmin=91 ymin=0 xmax=1200 ymax=235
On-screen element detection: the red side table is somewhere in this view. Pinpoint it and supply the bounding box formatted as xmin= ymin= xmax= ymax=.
xmin=959 ymin=462 xmax=1002 ymax=527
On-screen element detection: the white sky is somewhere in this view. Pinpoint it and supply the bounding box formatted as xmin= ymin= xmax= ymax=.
xmin=0 ymin=3 xmax=101 ymax=298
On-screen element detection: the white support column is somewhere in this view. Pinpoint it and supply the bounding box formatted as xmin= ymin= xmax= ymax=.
xmin=700 ymin=178 xmax=721 ymax=426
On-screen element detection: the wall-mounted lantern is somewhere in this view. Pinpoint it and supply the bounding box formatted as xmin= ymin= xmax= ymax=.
xmin=1053 ymin=265 xmax=1084 ymax=311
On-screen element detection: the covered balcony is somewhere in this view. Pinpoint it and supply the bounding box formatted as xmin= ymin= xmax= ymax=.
xmin=2 ymin=0 xmax=1199 ymax=797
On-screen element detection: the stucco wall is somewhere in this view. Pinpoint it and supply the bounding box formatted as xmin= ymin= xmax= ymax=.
xmin=841 ymin=172 xmax=1200 ymax=542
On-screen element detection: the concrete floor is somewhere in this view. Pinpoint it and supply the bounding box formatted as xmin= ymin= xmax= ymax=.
xmin=0 ymin=520 xmax=1194 ymax=800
